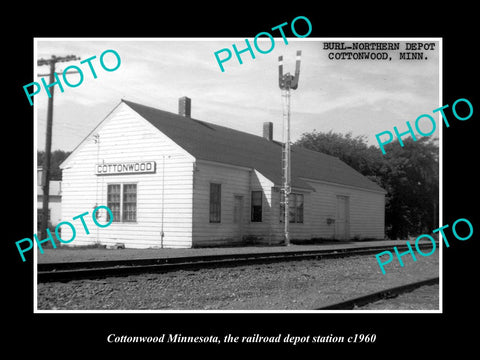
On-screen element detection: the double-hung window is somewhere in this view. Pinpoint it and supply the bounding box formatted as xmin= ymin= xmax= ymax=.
xmin=251 ymin=191 xmax=262 ymax=222
xmin=107 ymin=183 xmax=137 ymax=222
xmin=209 ymin=183 xmax=221 ymax=223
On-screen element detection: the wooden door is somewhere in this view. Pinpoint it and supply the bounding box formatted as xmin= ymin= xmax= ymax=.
xmin=335 ymin=195 xmax=349 ymax=240
xmin=233 ymin=195 xmax=244 ymax=240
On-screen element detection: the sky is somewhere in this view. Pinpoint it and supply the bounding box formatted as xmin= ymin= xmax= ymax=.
xmin=34 ymin=38 xmax=440 ymax=152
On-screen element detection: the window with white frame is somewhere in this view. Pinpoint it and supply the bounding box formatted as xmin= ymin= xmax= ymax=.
xmin=107 ymin=183 xmax=137 ymax=222
xmin=251 ymin=190 xmax=263 ymax=222
xmin=209 ymin=183 xmax=221 ymax=223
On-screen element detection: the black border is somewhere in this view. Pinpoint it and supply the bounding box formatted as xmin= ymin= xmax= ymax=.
xmin=7 ymin=6 xmax=478 ymax=355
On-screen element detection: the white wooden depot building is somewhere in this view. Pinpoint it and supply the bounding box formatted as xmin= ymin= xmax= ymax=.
xmin=59 ymin=97 xmax=386 ymax=248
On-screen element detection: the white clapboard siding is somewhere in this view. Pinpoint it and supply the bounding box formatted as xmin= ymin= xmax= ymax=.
xmin=192 ymin=160 xmax=252 ymax=246
xmin=268 ymin=179 xmax=385 ymax=241
xmin=191 ymin=159 xmax=385 ymax=244
xmin=192 ymin=162 xmax=281 ymax=246
xmin=315 ymin=180 xmax=384 ymax=240
xmin=60 ymin=102 xmax=195 ymax=249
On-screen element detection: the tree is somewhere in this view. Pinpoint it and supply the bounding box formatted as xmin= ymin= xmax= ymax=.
xmin=37 ymin=150 xmax=71 ymax=180
xmin=295 ymin=130 xmax=439 ymax=240
xmin=295 ymin=130 xmax=382 ymax=178
xmin=381 ymin=137 xmax=439 ymax=239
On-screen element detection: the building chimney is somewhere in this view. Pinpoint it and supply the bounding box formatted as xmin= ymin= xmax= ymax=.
xmin=263 ymin=122 xmax=273 ymax=141
xmin=179 ymin=96 xmax=191 ymax=117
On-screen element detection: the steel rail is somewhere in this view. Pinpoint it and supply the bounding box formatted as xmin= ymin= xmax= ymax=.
xmin=316 ymin=277 xmax=440 ymax=310
xmin=37 ymin=243 xmax=436 ymax=283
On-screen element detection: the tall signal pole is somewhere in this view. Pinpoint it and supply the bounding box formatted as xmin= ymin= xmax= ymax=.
xmin=37 ymin=55 xmax=80 ymax=241
xmin=278 ymin=50 xmax=301 ymax=246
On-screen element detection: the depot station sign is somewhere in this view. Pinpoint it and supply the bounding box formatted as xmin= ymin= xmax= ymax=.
xmin=95 ymin=161 xmax=156 ymax=175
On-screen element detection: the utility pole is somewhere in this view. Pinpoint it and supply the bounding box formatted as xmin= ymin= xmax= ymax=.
xmin=37 ymin=55 xmax=80 ymax=241
xmin=278 ymin=50 xmax=301 ymax=246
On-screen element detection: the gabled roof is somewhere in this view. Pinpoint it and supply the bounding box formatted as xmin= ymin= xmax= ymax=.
xmin=122 ymin=100 xmax=385 ymax=194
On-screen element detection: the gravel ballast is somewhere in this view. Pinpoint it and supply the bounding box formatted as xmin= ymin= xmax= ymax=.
xmin=359 ymin=284 xmax=439 ymax=310
xmin=37 ymin=253 xmax=439 ymax=311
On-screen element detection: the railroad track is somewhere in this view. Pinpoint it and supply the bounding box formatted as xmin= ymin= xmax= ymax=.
xmin=37 ymin=243 xmax=436 ymax=283
xmin=316 ymin=277 xmax=439 ymax=310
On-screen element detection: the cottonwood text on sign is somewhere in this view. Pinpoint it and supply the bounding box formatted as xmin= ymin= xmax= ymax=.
xmin=95 ymin=161 xmax=156 ymax=175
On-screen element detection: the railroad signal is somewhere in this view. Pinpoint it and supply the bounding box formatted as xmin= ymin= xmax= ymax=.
xmin=278 ymin=50 xmax=302 ymax=246
xmin=278 ymin=50 xmax=301 ymax=90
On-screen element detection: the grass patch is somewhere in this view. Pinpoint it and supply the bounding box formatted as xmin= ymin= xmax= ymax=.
xmin=56 ymin=243 xmax=107 ymax=250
